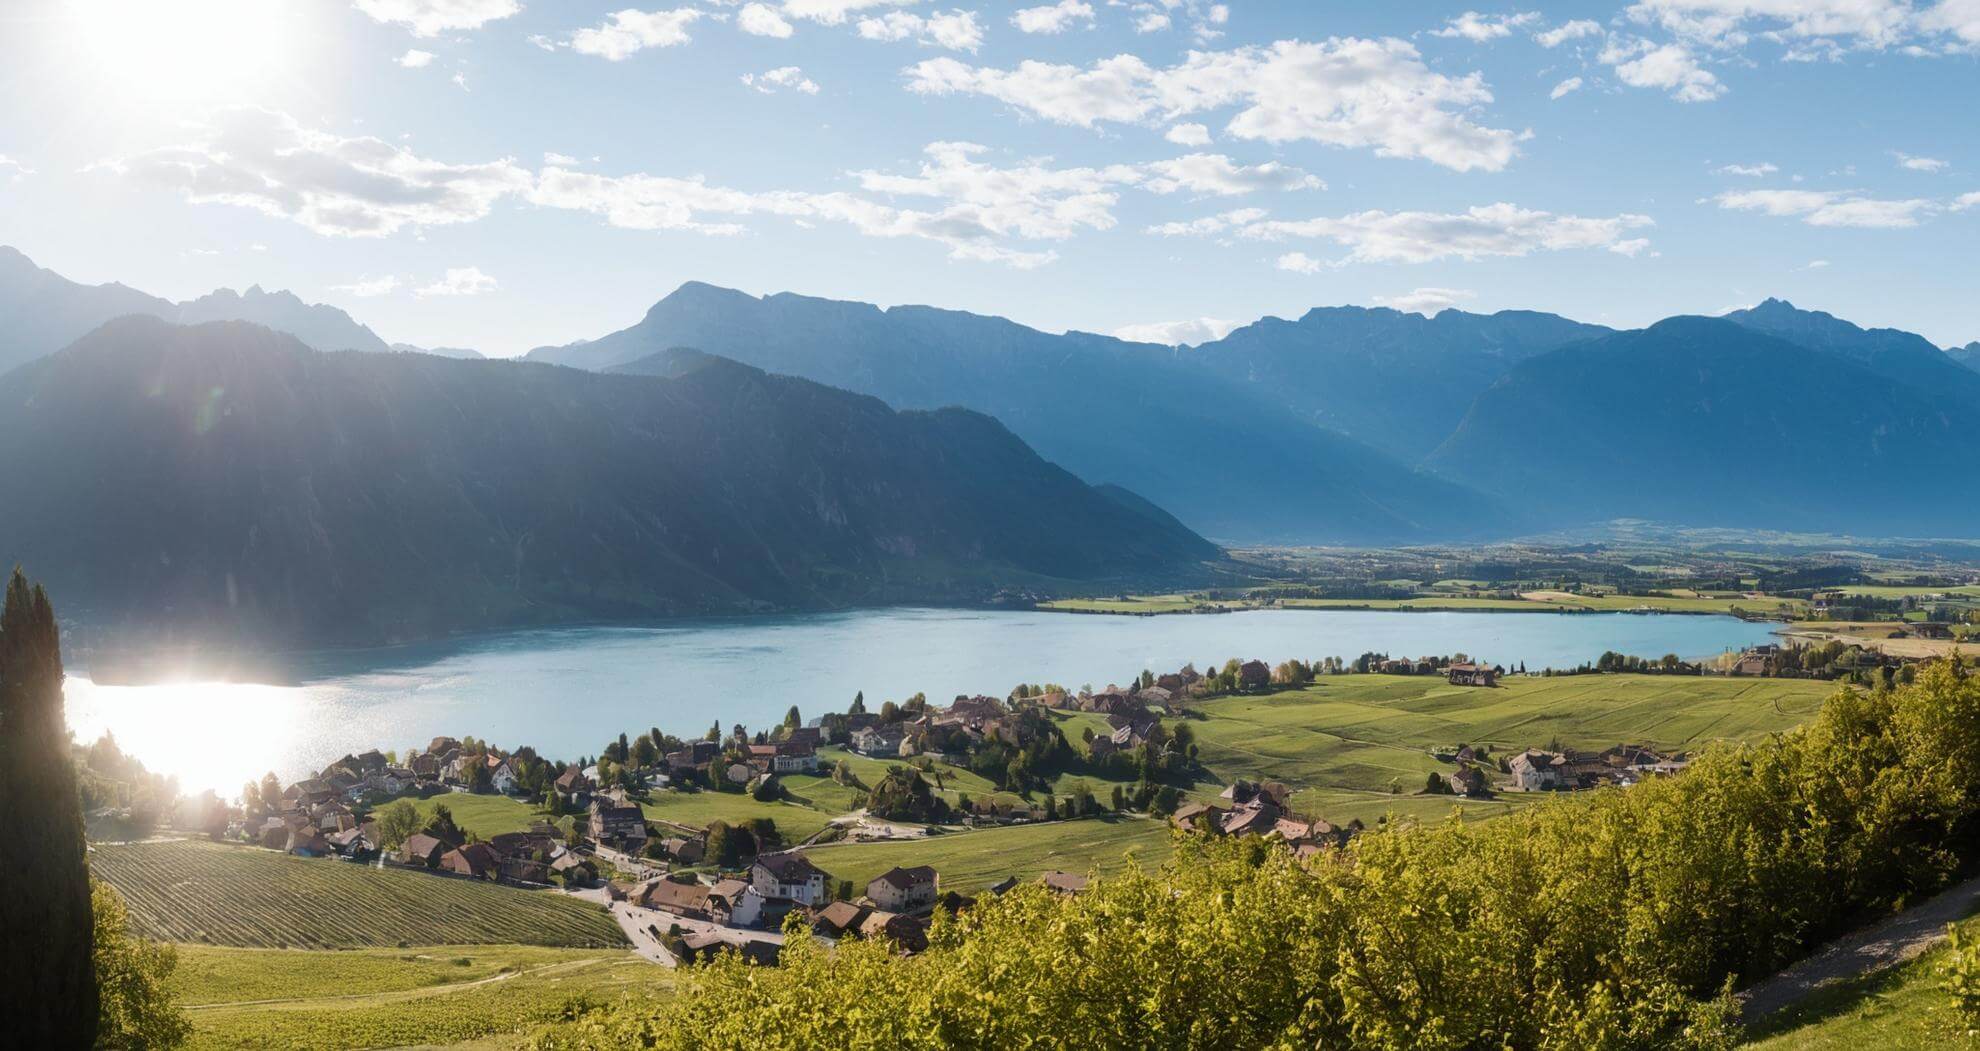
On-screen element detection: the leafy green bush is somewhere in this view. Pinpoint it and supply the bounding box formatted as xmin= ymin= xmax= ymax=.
xmin=1943 ymin=924 xmax=1980 ymax=1036
xmin=532 ymin=660 xmax=1980 ymax=1050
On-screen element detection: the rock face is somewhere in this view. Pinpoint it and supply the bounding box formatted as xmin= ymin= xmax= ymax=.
xmin=0 ymin=318 xmax=1220 ymax=650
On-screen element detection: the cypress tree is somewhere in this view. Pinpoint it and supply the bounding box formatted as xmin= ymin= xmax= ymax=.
xmin=0 ymin=569 xmax=97 ymax=1043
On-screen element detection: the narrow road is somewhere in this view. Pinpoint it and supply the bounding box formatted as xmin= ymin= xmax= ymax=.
xmin=1738 ymin=872 xmax=1980 ymax=1021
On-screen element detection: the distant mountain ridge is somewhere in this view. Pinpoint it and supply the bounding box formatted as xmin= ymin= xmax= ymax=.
xmin=1949 ymin=342 xmax=1980 ymax=373
xmin=1184 ymin=305 xmax=1611 ymax=459
xmin=534 ymin=282 xmax=1518 ymax=545
xmin=0 ymin=246 xmax=396 ymax=373
xmin=1724 ymin=297 xmax=1980 ymax=407
xmin=0 ymin=317 xmax=1220 ymax=650
xmin=1427 ymin=316 xmax=1974 ymax=535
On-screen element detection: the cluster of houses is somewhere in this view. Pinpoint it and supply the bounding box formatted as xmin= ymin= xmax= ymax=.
xmin=398 ymin=821 xmax=598 ymax=887
xmin=846 ymin=694 xmax=1040 ymax=759
xmin=619 ymin=853 xmax=944 ymax=957
xmin=1169 ymin=780 xmax=1356 ymax=859
xmin=1431 ymin=743 xmax=1687 ymax=797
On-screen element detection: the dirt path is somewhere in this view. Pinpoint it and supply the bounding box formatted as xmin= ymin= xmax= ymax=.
xmin=1738 ymin=872 xmax=1980 ymax=1021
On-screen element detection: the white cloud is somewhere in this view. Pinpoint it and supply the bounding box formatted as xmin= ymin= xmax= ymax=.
xmin=0 ymin=154 xmax=33 ymax=181
xmin=451 ymin=71 xmax=469 ymax=91
xmin=415 ymin=266 xmax=499 ymax=298
xmin=568 ymin=8 xmax=705 ymax=60
xmin=1549 ymin=76 xmax=1584 ymax=99
xmin=331 ymin=274 xmax=401 ymax=297
xmin=1954 ymin=190 xmax=1980 ymax=210
xmin=1144 ymin=206 xmax=1268 ymax=236
xmin=743 ymin=66 xmax=821 ymax=94
xmin=1013 ymin=0 xmax=1095 ymax=34
xmin=1895 ymin=151 xmax=1949 ymax=171
xmin=1803 ymin=258 xmax=1830 ymax=268
xmin=1624 ymin=0 xmax=1915 ymax=50
xmin=97 ymin=107 xmax=532 ymax=238
xmin=1602 ymin=38 xmax=1726 ymax=101
xmin=1165 ymin=122 xmax=1212 ymax=145
xmin=544 ymin=152 xmax=582 ymax=166
xmin=1142 ymin=153 xmax=1323 ymax=195
xmin=1535 ymin=19 xmax=1603 ymax=46
xmin=857 ymin=10 xmax=984 ymax=50
xmin=1920 ymin=0 xmax=1980 ymax=44
xmin=1113 ymin=317 xmax=1240 ymax=345
xmin=353 ymin=0 xmax=519 ymax=37
xmin=1715 ymin=161 xmax=1778 ymax=176
xmin=1433 ymin=11 xmax=1540 ymax=42
xmin=1276 ymin=251 xmax=1325 ymax=273
xmin=906 ymin=37 xmax=1525 ymax=172
xmin=530 ymin=141 xmax=1145 ymax=268
xmin=1373 ymin=287 xmax=1478 ymax=314
xmin=1236 ymin=203 xmax=1656 ymax=264
xmin=397 ymin=49 xmax=435 ymax=68
xmin=1711 ymin=188 xmax=1937 ymax=227
xmin=1135 ymin=12 xmax=1172 ymax=33
xmin=738 ymin=3 xmax=796 ymax=37
xmin=782 ymin=0 xmax=922 ymax=24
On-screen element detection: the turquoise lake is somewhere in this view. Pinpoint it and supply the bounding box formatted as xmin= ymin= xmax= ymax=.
xmin=63 ymin=607 xmax=1780 ymax=793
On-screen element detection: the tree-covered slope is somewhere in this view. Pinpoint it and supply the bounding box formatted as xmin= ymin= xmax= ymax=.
xmin=537 ymin=282 xmax=1515 ymax=545
xmin=1426 ymin=316 xmax=1975 ymax=535
xmin=0 ymin=318 xmax=1220 ymax=650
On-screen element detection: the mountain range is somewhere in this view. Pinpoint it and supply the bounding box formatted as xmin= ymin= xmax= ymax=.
xmin=0 ymin=246 xmax=453 ymax=372
xmin=0 ymin=317 xmax=1219 ymax=651
xmin=3 ymin=243 xmax=1976 ymax=553
xmin=529 ymin=282 xmax=1511 ymax=543
xmin=1426 ymin=316 xmax=1975 ymax=536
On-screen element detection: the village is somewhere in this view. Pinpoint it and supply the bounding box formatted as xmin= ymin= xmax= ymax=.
xmin=203 ymin=648 xmax=1737 ymax=968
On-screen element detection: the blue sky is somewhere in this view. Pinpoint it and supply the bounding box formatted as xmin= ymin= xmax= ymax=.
xmin=1 ymin=0 xmax=1976 ymax=354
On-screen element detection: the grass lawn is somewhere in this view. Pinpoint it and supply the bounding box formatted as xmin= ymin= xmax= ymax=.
xmin=801 ymin=814 xmax=1176 ymax=893
xmin=92 ymin=839 xmax=626 ymax=949
xmin=169 ymin=943 xmax=671 ymax=1050
xmin=1742 ymin=919 xmax=1980 ymax=1049
xmin=638 ymin=789 xmax=837 ymax=842
xmin=415 ymin=793 xmax=556 ymax=840
xmin=1186 ymin=674 xmax=1836 ymax=818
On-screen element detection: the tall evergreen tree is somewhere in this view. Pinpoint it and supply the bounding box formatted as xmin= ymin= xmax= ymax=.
xmin=0 ymin=569 xmax=98 ymax=1043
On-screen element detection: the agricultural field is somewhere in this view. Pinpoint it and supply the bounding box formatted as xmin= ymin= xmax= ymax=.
xmin=92 ymin=839 xmax=626 ymax=949
xmin=1741 ymin=917 xmax=1980 ymax=1050
xmin=1040 ymin=590 xmax=1809 ymax=618
xmin=169 ymin=943 xmax=671 ymax=1050
xmin=416 ymin=792 xmax=559 ymax=840
xmin=1186 ymin=673 xmax=1836 ymax=817
xmin=801 ymin=813 xmax=1176 ymax=893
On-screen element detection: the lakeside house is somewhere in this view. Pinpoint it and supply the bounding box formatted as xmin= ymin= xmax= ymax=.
xmin=751 ymin=852 xmax=831 ymax=907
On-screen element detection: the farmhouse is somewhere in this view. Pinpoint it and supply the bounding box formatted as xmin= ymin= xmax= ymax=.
xmin=850 ymin=724 xmax=907 ymax=757
xmin=866 ymin=865 xmax=939 ymax=913
xmin=588 ymin=800 xmax=648 ymax=851
xmin=400 ymin=833 xmax=448 ymax=869
xmin=1508 ymin=749 xmax=1568 ymax=791
xmin=440 ymin=843 xmax=499 ymax=880
xmin=554 ymin=765 xmax=593 ymax=808
xmin=1447 ymin=663 xmax=1499 ymax=687
xmin=1447 ymin=764 xmax=1490 ymax=797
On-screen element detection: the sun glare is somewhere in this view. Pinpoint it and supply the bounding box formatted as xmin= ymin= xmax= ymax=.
xmin=62 ymin=0 xmax=299 ymax=106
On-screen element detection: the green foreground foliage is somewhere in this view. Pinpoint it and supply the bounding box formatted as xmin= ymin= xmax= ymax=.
xmin=535 ymin=660 xmax=1980 ymax=1050
xmin=93 ymin=879 xmax=190 ymax=1049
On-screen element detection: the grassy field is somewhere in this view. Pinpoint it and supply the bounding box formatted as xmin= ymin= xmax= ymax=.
xmin=416 ymin=792 xmax=559 ymax=840
xmin=801 ymin=814 xmax=1176 ymax=893
xmin=1742 ymin=920 xmax=1980 ymax=1049
xmin=170 ymin=943 xmax=671 ymax=1050
xmin=1040 ymin=591 xmax=1810 ymax=618
xmin=1186 ymin=674 xmax=1836 ymax=820
xmin=93 ymin=839 xmax=626 ymax=949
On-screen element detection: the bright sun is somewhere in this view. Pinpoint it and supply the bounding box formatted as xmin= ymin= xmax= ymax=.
xmin=62 ymin=0 xmax=300 ymax=106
